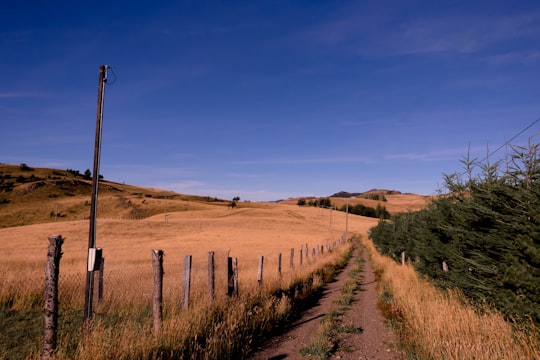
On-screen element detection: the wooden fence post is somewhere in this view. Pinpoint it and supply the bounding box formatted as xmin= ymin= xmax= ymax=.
xmin=290 ymin=248 xmax=294 ymax=269
xmin=182 ymin=255 xmax=192 ymax=309
xmin=299 ymin=247 xmax=303 ymax=266
xmin=227 ymin=257 xmax=239 ymax=297
xmin=152 ymin=249 xmax=164 ymax=337
xmin=277 ymin=253 xmax=282 ymax=277
xmin=227 ymin=257 xmax=234 ymax=297
xmin=401 ymin=251 xmax=406 ymax=266
xmin=42 ymin=234 xmax=64 ymax=360
xmin=233 ymin=257 xmax=239 ymax=297
xmin=208 ymin=251 xmax=215 ymax=304
xmin=305 ymin=243 xmax=309 ymax=259
xmin=257 ymin=256 xmax=264 ymax=287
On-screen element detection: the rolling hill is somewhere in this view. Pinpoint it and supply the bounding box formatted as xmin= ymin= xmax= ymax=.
xmin=0 ymin=163 xmax=432 ymax=229
xmin=0 ymin=163 xmax=230 ymax=228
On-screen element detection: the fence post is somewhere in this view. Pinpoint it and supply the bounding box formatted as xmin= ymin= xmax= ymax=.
xmin=257 ymin=256 xmax=264 ymax=287
xmin=401 ymin=251 xmax=406 ymax=266
xmin=299 ymin=247 xmax=303 ymax=266
xmin=227 ymin=257 xmax=239 ymax=297
xmin=152 ymin=249 xmax=164 ymax=337
xmin=42 ymin=234 xmax=64 ymax=360
xmin=208 ymin=251 xmax=215 ymax=304
xmin=227 ymin=257 xmax=234 ymax=296
xmin=233 ymin=257 xmax=239 ymax=297
xmin=305 ymin=243 xmax=309 ymax=259
xmin=277 ymin=253 xmax=282 ymax=277
xmin=182 ymin=255 xmax=192 ymax=309
xmin=289 ymin=248 xmax=294 ymax=269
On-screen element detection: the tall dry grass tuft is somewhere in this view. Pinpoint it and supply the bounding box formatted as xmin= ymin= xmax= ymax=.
xmin=54 ymin=246 xmax=350 ymax=360
xmin=362 ymin=238 xmax=540 ymax=359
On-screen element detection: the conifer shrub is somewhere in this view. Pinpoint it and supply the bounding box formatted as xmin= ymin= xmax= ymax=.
xmin=370 ymin=138 xmax=540 ymax=323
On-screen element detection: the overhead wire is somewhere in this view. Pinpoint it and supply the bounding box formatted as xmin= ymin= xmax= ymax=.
xmin=477 ymin=116 xmax=540 ymax=164
xmin=106 ymin=66 xmax=117 ymax=85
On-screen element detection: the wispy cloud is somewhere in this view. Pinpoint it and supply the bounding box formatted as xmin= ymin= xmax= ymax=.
xmin=0 ymin=92 xmax=56 ymax=99
xmin=340 ymin=119 xmax=380 ymax=127
xmin=112 ymin=63 xmax=211 ymax=101
xmin=155 ymin=179 xmax=293 ymax=201
xmin=483 ymin=50 xmax=540 ymax=66
xmin=227 ymin=155 xmax=377 ymax=165
xmin=298 ymin=5 xmax=540 ymax=58
xmin=167 ymin=183 xmax=296 ymax=202
xmin=103 ymin=164 xmax=196 ymax=178
xmin=157 ymin=180 xmax=207 ymax=192
xmin=384 ymin=147 xmax=477 ymax=162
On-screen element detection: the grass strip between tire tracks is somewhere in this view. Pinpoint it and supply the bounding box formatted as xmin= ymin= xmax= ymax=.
xmin=300 ymin=237 xmax=364 ymax=359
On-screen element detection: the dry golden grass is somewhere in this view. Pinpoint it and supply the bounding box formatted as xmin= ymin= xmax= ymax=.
xmin=3 ymin=181 xmax=537 ymax=359
xmin=362 ymin=238 xmax=540 ymax=360
xmin=0 ymin=204 xmax=352 ymax=308
xmin=0 ymin=201 xmax=359 ymax=359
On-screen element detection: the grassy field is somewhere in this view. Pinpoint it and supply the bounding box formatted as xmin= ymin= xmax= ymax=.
xmin=0 ymin=163 xmax=228 ymax=229
xmin=0 ymin=163 xmax=431 ymax=229
xmin=2 ymin=163 xmax=536 ymax=359
xmin=0 ymin=196 xmax=360 ymax=359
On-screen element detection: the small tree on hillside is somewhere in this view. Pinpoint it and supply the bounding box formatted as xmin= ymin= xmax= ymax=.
xmin=318 ymin=197 xmax=332 ymax=208
xmin=230 ymin=196 xmax=240 ymax=208
xmin=20 ymin=163 xmax=33 ymax=171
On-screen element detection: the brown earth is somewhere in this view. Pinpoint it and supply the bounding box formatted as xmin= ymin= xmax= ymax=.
xmin=250 ymin=247 xmax=403 ymax=360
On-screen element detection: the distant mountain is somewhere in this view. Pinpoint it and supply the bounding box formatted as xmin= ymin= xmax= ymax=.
xmin=330 ymin=189 xmax=402 ymax=198
xmin=330 ymin=191 xmax=360 ymax=198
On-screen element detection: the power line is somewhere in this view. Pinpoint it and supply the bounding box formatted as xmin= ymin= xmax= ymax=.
xmin=106 ymin=66 xmax=117 ymax=85
xmin=478 ymin=116 xmax=540 ymax=164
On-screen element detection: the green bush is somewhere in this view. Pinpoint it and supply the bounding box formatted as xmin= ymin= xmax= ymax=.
xmin=341 ymin=203 xmax=390 ymax=219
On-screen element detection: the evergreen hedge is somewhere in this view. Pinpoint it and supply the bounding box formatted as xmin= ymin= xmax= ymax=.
xmin=370 ymin=139 xmax=540 ymax=323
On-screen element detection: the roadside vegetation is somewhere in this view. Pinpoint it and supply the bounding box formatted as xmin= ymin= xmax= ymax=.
xmin=368 ymin=138 xmax=540 ymax=358
xmin=0 ymin=197 xmax=351 ymax=359
xmin=297 ymin=197 xmax=390 ymax=219
xmin=4 ymin=152 xmax=538 ymax=359
xmin=62 ymin=248 xmax=353 ymax=360
xmin=364 ymin=237 xmax=539 ymax=359
xmin=300 ymin=238 xmax=364 ymax=359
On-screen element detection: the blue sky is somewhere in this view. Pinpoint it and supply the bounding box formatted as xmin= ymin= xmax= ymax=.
xmin=2 ymin=1 xmax=540 ymax=201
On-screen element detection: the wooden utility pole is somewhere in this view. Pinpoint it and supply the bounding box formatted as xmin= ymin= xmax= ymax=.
xmin=83 ymin=65 xmax=108 ymax=323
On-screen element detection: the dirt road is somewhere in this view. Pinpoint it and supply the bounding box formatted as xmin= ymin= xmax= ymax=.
xmin=251 ymin=248 xmax=403 ymax=359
